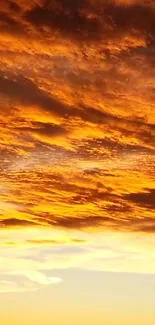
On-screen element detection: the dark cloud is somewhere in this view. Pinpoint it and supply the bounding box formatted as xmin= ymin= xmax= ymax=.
xmin=126 ymin=215 xmax=155 ymax=233
xmin=139 ymin=224 xmax=155 ymax=233
xmin=1 ymin=0 xmax=155 ymax=45
xmin=1 ymin=201 xmax=155 ymax=232
xmin=26 ymin=239 xmax=63 ymax=245
xmin=45 ymin=0 xmax=87 ymax=12
xmin=104 ymin=2 xmax=155 ymax=41
xmin=48 ymin=215 xmax=114 ymax=229
xmin=0 ymin=13 xmax=23 ymax=35
xmin=26 ymin=237 xmax=86 ymax=245
xmin=17 ymin=122 xmax=68 ymax=138
xmin=0 ymin=70 xmax=154 ymax=151
xmin=0 ymin=71 xmax=72 ymax=118
xmin=24 ymin=0 xmax=155 ymax=43
xmin=25 ymin=0 xmax=101 ymax=41
xmin=32 ymin=212 xmax=155 ymax=233
xmin=8 ymin=0 xmax=21 ymax=12
xmin=105 ymin=203 xmax=132 ymax=213
xmin=0 ymin=218 xmax=37 ymax=227
xmin=125 ymin=189 xmax=155 ymax=209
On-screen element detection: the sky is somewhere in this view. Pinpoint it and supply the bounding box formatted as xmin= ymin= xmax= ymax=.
xmin=0 ymin=0 xmax=155 ymax=324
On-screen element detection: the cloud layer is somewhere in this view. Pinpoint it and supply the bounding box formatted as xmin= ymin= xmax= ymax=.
xmin=0 ymin=0 xmax=155 ymax=291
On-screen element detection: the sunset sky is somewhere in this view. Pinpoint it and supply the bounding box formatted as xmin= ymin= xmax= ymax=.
xmin=0 ymin=0 xmax=155 ymax=324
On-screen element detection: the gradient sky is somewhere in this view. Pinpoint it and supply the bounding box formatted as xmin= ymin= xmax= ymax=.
xmin=0 ymin=0 xmax=155 ymax=324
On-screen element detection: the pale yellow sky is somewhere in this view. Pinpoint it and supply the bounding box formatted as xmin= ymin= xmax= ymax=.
xmin=1 ymin=269 xmax=155 ymax=325
xmin=1 ymin=227 xmax=155 ymax=324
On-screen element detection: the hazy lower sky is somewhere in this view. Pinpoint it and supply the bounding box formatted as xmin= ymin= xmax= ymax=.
xmin=0 ymin=0 xmax=155 ymax=324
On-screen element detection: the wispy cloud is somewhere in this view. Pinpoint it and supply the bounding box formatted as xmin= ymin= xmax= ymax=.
xmin=0 ymin=270 xmax=62 ymax=293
